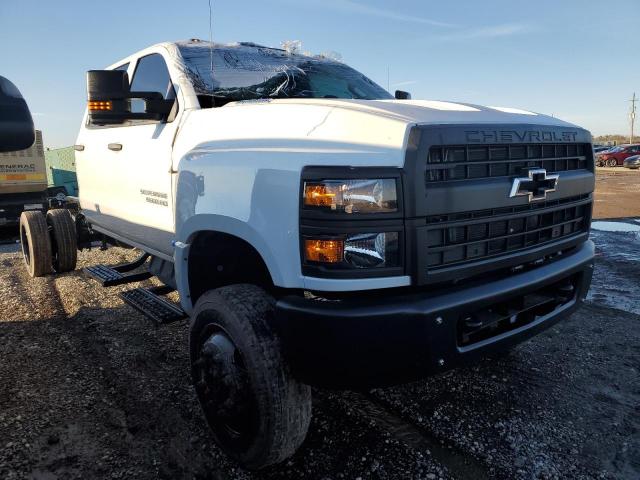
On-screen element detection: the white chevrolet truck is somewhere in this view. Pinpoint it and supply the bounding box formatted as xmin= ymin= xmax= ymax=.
xmin=19 ymin=40 xmax=595 ymax=469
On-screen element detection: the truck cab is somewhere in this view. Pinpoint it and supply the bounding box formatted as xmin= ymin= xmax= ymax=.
xmin=23 ymin=40 xmax=595 ymax=469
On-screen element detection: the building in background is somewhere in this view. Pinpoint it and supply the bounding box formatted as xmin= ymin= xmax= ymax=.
xmin=45 ymin=146 xmax=78 ymax=196
xmin=0 ymin=130 xmax=48 ymax=226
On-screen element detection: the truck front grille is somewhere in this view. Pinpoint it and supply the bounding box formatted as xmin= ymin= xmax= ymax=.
xmin=424 ymin=195 xmax=591 ymax=269
xmin=405 ymin=124 xmax=595 ymax=285
xmin=426 ymin=143 xmax=591 ymax=183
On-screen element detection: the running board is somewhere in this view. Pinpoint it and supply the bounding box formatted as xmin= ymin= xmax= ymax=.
xmin=120 ymin=286 xmax=186 ymax=325
xmin=84 ymin=253 xmax=152 ymax=287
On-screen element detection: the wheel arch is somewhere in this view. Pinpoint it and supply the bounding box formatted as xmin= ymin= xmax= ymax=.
xmin=175 ymin=214 xmax=283 ymax=313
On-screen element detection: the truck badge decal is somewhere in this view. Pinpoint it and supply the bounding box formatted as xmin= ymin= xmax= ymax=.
xmin=509 ymin=168 xmax=559 ymax=202
xmin=140 ymin=189 xmax=168 ymax=207
xmin=465 ymin=130 xmax=578 ymax=143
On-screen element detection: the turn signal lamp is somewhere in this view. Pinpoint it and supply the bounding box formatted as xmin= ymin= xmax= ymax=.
xmin=88 ymin=100 xmax=113 ymax=111
xmin=303 ymin=179 xmax=397 ymax=214
xmin=304 ymin=184 xmax=337 ymax=208
xmin=304 ymin=239 xmax=344 ymax=263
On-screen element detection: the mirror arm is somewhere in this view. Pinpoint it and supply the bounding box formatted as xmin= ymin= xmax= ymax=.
xmin=143 ymin=98 xmax=174 ymax=116
xmin=126 ymin=92 xmax=174 ymax=117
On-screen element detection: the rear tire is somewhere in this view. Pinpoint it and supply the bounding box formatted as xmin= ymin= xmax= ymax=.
xmin=189 ymin=284 xmax=312 ymax=470
xmin=19 ymin=210 xmax=52 ymax=277
xmin=46 ymin=209 xmax=77 ymax=272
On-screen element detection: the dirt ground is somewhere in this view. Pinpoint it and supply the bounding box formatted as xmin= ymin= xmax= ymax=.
xmin=0 ymin=169 xmax=638 ymax=480
xmin=593 ymin=167 xmax=640 ymax=219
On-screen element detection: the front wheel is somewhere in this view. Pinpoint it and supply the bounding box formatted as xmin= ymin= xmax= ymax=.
xmin=189 ymin=284 xmax=312 ymax=470
xmin=606 ymin=158 xmax=618 ymax=167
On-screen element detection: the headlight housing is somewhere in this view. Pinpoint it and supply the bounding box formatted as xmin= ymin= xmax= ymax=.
xmin=300 ymin=167 xmax=405 ymax=278
xmin=304 ymin=232 xmax=400 ymax=269
xmin=303 ymin=178 xmax=398 ymax=214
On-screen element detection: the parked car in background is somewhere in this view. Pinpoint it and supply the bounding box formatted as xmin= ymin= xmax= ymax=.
xmin=596 ymin=144 xmax=640 ymax=167
xmin=623 ymin=154 xmax=640 ymax=169
xmin=593 ymin=145 xmax=613 ymax=154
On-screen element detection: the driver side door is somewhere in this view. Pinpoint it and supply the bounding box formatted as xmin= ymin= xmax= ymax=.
xmin=99 ymin=53 xmax=179 ymax=256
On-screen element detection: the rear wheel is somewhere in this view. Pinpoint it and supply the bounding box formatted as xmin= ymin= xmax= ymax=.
xmin=19 ymin=210 xmax=52 ymax=277
xmin=189 ymin=284 xmax=312 ymax=469
xmin=46 ymin=209 xmax=77 ymax=272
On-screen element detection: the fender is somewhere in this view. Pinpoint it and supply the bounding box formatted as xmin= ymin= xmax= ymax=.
xmin=174 ymin=213 xmax=284 ymax=314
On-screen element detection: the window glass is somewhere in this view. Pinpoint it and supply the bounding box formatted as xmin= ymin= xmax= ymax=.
xmin=177 ymin=43 xmax=392 ymax=104
xmin=114 ymin=63 xmax=129 ymax=72
xmin=130 ymin=54 xmax=176 ymax=113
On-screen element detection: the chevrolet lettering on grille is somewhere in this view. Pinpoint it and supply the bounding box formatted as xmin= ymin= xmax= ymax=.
xmin=509 ymin=168 xmax=559 ymax=202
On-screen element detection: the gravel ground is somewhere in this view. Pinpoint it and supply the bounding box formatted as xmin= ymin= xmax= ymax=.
xmin=593 ymin=167 xmax=640 ymax=219
xmin=0 ymin=208 xmax=638 ymax=478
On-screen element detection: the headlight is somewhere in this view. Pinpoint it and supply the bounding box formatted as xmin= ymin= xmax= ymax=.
xmin=303 ymin=178 xmax=397 ymax=214
xmin=304 ymin=232 xmax=399 ymax=269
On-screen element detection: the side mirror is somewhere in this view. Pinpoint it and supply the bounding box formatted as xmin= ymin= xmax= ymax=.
xmin=395 ymin=90 xmax=412 ymax=100
xmin=0 ymin=76 xmax=35 ymax=152
xmin=86 ymin=70 xmax=174 ymax=125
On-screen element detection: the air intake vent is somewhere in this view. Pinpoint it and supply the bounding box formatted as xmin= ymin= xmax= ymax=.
xmin=423 ymin=196 xmax=591 ymax=269
xmin=426 ymin=143 xmax=591 ymax=182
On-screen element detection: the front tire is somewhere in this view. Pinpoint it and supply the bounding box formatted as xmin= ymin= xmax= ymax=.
xmin=189 ymin=284 xmax=312 ymax=470
xmin=19 ymin=210 xmax=52 ymax=277
xmin=606 ymin=158 xmax=617 ymax=167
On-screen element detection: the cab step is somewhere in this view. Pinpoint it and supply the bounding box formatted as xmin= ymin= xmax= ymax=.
xmin=84 ymin=253 xmax=152 ymax=286
xmin=120 ymin=286 xmax=186 ymax=325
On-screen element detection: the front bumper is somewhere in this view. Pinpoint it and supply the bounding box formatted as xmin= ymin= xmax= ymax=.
xmin=275 ymin=240 xmax=594 ymax=388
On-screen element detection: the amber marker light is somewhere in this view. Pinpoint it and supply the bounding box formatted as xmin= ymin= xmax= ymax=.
xmin=88 ymin=100 xmax=113 ymax=111
xmin=303 ymin=183 xmax=337 ymax=208
xmin=304 ymin=238 xmax=344 ymax=263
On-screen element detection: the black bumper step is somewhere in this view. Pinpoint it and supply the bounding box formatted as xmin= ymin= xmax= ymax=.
xmin=84 ymin=252 xmax=152 ymax=287
xmin=120 ymin=286 xmax=186 ymax=324
xmin=84 ymin=264 xmax=152 ymax=286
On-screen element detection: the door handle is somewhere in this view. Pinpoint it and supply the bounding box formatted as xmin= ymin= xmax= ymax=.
xmin=108 ymin=143 xmax=123 ymax=151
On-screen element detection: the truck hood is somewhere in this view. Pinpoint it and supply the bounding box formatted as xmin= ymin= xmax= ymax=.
xmin=176 ymin=97 xmax=588 ymax=172
xmin=228 ymin=98 xmax=580 ymax=129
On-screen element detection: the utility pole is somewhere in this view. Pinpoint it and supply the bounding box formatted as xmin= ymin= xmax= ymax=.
xmin=630 ymin=92 xmax=637 ymax=144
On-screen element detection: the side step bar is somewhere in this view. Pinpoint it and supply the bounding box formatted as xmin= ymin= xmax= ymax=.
xmin=120 ymin=286 xmax=187 ymax=325
xmin=84 ymin=253 xmax=152 ymax=286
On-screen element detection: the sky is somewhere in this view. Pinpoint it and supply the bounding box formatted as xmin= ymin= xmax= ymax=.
xmin=1 ymin=0 xmax=639 ymax=148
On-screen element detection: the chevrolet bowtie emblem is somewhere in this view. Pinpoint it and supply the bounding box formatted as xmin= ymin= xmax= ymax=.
xmin=509 ymin=168 xmax=559 ymax=202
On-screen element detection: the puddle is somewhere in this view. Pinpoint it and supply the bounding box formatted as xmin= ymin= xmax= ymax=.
xmin=591 ymin=221 xmax=640 ymax=233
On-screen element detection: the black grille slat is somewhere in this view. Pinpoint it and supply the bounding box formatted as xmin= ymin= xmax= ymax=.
xmin=424 ymin=197 xmax=591 ymax=269
xmin=426 ymin=143 xmax=590 ymax=182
